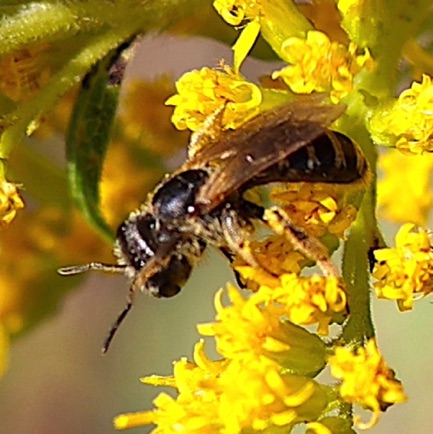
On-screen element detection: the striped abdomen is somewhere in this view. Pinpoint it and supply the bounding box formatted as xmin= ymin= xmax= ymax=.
xmin=246 ymin=131 xmax=368 ymax=189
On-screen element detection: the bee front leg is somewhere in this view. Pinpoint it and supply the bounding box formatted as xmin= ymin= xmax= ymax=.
xmin=220 ymin=207 xmax=259 ymax=268
xmin=264 ymin=206 xmax=339 ymax=277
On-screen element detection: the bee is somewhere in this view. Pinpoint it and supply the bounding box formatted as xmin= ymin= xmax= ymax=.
xmin=59 ymin=96 xmax=368 ymax=352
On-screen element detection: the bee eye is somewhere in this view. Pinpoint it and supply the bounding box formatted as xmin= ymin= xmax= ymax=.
xmin=135 ymin=214 xmax=157 ymax=241
xmin=147 ymin=255 xmax=193 ymax=298
xmin=115 ymin=214 xmax=160 ymax=270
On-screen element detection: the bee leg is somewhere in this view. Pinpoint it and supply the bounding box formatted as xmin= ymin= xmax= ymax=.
xmin=220 ymin=208 xmax=259 ymax=268
xmin=264 ymin=206 xmax=339 ymax=277
xmin=219 ymin=247 xmax=247 ymax=288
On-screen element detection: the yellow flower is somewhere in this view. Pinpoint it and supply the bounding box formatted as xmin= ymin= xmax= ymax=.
xmin=218 ymin=358 xmax=328 ymax=432
xmin=370 ymin=74 xmax=433 ymax=153
xmin=198 ymin=285 xmax=327 ymax=375
xmin=115 ymin=341 xmax=225 ymax=432
xmin=372 ymin=223 xmax=433 ymax=311
xmin=0 ymin=181 xmax=24 ymax=227
xmin=258 ymin=273 xmax=347 ymax=336
xmin=234 ymin=234 xmax=306 ymax=279
xmin=115 ymin=341 xmax=328 ymax=432
xmin=166 ymin=66 xmax=262 ymax=132
xmin=270 ymin=183 xmax=359 ymax=239
xmin=0 ymin=43 xmax=51 ymax=102
xmin=213 ymin=1 xmax=262 ymax=70
xmin=329 ymin=339 xmax=407 ymax=429
xmin=272 ymin=30 xmax=373 ymax=102
xmin=213 ymin=0 xmax=261 ymax=26
xmin=377 ymin=150 xmax=433 ymax=225
xmin=213 ymin=0 xmax=313 ymax=70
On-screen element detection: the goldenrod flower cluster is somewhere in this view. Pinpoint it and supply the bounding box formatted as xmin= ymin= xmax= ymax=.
xmin=166 ymin=66 xmax=262 ymax=131
xmin=0 ymin=181 xmax=24 ymax=227
xmin=373 ymin=223 xmax=433 ymax=311
xmin=272 ymin=30 xmax=373 ymax=103
xmin=329 ymin=339 xmax=407 ymax=429
xmin=112 ymin=1 xmax=417 ymax=430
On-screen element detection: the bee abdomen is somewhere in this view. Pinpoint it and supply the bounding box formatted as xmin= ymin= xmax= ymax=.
xmin=248 ymin=130 xmax=368 ymax=188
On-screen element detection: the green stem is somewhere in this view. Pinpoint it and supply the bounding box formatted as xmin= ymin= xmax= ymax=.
xmin=0 ymin=2 xmax=95 ymax=56
xmin=341 ymin=189 xmax=376 ymax=344
xmin=339 ymin=123 xmax=379 ymax=345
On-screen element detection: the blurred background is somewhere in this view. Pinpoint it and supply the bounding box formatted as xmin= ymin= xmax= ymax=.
xmin=0 ymin=35 xmax=432 ymax=434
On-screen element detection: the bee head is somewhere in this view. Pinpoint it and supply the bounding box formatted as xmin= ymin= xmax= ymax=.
xmin=115 ymin=212 xmax=198 ymax=298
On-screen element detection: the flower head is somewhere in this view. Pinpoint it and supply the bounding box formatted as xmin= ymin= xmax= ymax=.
xmin=234 ymin=234 xmax=306 ymax=279
xmin=166 ymin=66 xmax=262 ymax=132
xmin=370 ymin=74 xmax=433 ymax=153
xmin=218 ymin=358 xmax=328 ymax=432
xmin=270 ymin=183 xmax=359 ymax=239
xmin=329 ymin=339 xmax=407 ymax=429
xmin=256 ymin=273 xmax=348 ymax=336
xmin=272 ymin=30 xmax=373 ymax=102
xmin=373 ymin=223 xmax=433 ymax=310
xmin=115 ymin=341 xmax=328 ymax=432
xmin=198 ymin=285 xmax=327 ymax=375
xmin=213 ymin=0 xmax=261 ymax=26
xmin=0 ymin=181 xmax=24 ymax=227
xmin=115 ymin=341 xmax=226 ymax=432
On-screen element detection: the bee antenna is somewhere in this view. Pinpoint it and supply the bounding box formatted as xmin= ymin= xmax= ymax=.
xmin=102 ymin=301 xmax=133 ymax=354
xmin=101 ymin=279 xmax=138 ymax=354
xmin=58 ymin=262 xmax=126 ymax=276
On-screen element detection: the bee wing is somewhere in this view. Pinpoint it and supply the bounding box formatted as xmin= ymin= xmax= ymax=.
xmin=185 ymin=97 xmax=346 ymax=211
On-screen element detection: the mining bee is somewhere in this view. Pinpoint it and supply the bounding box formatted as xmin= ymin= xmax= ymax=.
xmin=59 ymin=96 xmax=368 ymax=352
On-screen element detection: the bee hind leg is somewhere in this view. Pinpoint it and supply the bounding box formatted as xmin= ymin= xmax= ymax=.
xmin=263 ymin=206 xmax=339 ymax=277
xmin=219 ymin=246 xmax=248 ymax=288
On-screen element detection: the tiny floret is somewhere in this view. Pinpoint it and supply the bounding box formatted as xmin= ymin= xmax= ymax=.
xmin=166 ymin=66 xmax=262 ymax=131
xmin=272 ymin=30 xmax=373 ymax=102
xmin=371 ymin=74 xmax=433 ymax=153
xmin=373 ymin=223 xmax=433 ymax=310
xmin=271 ymin=184 xmax=359 ymax=238
xmin=0 ymin=182 xmax=24 ymax=227
xmin=329 ymin=339 xmax=407 ymax=429
xmin=213 ymin=0 xmax=261 ymax=26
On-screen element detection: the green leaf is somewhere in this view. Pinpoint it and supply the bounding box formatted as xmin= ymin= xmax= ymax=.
xmin=66 ymin=42 xmax=131 ymax=242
